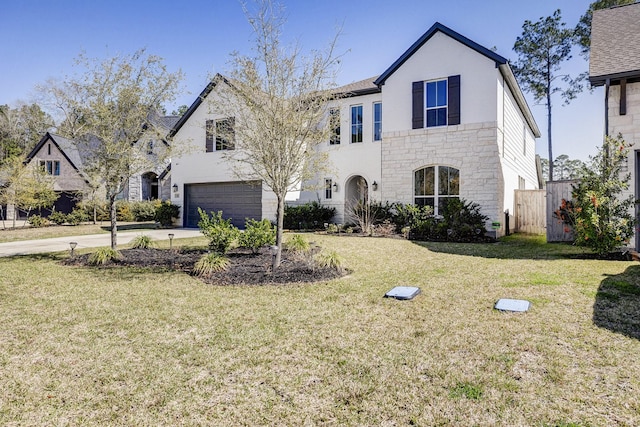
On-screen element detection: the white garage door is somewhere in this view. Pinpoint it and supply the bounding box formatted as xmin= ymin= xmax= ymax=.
xmin=184 ymin=181 xmax=262 ymax=228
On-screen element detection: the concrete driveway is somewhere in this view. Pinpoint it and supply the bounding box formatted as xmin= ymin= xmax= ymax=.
xmin=0 ymin=228 xmax=202 ymax=257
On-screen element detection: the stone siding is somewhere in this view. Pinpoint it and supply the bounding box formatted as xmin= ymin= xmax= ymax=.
xmin=380 ymin=121 xmax=503 ymax=223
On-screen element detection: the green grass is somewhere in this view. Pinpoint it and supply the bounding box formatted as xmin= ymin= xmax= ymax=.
xmin=1 ymin=234 xmax=639 ymax=425
xmin=0 ymin=222 xmax=158 ymax=243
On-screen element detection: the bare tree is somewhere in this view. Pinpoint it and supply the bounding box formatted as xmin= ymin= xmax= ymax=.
xmin=41 ymin=49 xmax=183 ymax=249
xmin=216 ymin=0 xmax=341 ymax=268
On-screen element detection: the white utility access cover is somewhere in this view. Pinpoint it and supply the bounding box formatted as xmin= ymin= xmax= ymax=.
xmin=385 ymin=286 xmax=421 ymax=300
xmin=494 ymin=298 xmax=531 ymax=312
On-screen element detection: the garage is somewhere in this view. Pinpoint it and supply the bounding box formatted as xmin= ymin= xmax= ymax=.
xmin=184 ymin=181 xmax=262 ymax=228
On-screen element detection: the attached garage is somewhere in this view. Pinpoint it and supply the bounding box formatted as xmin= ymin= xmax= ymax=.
xmin=184 ymin=181 xmax=262 ymax=228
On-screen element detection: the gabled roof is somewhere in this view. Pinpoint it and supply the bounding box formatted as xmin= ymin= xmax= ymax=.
xmin=374 ymin=22 xmax=538 ymax=137
xmin=374 ymin=22 xmax=508 ymax=86
xmin=25 ymin=132 xmax=94 ymax=184
xmin=168 ymin=73 xmax=231 ymax=138
xmin=589 ymin=3 xmax=640 ymax=85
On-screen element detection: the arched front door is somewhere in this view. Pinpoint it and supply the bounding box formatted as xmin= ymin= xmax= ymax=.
xmin=345 ymin=175 xmax=368 ymax=208
xmin=141 ymin=172 xmax=159 ymax=200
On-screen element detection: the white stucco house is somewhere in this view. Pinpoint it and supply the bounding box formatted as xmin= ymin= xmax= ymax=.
xmin=169 ymin=22 xmax=540 ymax=235
xmin=590 ymin=3 xmax=640 ymax=249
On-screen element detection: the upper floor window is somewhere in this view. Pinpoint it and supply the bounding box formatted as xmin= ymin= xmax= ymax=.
xmin=412 ymin=75 xmax=460 ymax=129
xmin=351 ymin=105 xmax=363 ymax=143
xmin=329 ymin=108 xmax=340 ymax=145
xmin=373 ymin=102 xmax=382 ymax=141
xmin=206 ymin=118 xmax=235 ymax=152
xmin=426 ymin=80 xmax=447 ymax=127
xmin=414 ymin=165 xmax=459 ymax=215
xmin=40 ymin=160 xmax=60 ymax=176
xmin=47 ymin=143 xmax=51 ymax=155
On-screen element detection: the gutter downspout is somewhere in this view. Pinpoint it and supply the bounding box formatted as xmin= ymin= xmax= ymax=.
xmin=604 ymin=78 xmax=610 ymax=137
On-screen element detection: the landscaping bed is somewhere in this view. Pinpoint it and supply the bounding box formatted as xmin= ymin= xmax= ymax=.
xmin=63 ymin=246 xmax=346 ymax=285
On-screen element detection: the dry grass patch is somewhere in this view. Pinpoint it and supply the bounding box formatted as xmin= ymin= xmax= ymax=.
xmin=0 ymin=235 xmax=639 ymax=425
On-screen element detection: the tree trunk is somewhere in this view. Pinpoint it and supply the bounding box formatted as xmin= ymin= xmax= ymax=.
xmin=109 ymin=196 xmax=118 ymax=250
xmin=547 ymin=81 xmax=553 ymax=182
xmin=272 ymin=194 xmax=285 ymax=270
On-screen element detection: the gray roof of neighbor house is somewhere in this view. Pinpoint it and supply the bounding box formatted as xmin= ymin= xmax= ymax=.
xmin=332 ymin=76 xmax=380 ymax=97
xmin=589 ymin=3 xmax=640 ymax=85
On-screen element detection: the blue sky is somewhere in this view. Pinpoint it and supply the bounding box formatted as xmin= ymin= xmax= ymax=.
xmin=0 ymin=0 xmax=602 ymax=161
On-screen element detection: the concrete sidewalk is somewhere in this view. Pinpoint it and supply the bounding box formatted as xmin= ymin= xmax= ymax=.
xmin=0 ymin=228 xmax=202 ymax=257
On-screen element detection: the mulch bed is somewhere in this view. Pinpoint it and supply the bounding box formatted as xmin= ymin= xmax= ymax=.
xmin=62 ymin=246 xmax=347 ymax=285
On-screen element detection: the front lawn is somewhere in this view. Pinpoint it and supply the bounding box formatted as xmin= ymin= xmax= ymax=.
xmin=1 ymin=234 xmax=638 ymax=425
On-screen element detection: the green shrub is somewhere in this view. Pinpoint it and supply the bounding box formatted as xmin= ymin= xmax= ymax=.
xmin=88 ymin=248 xmax=121 ymax=265
xmin=67 ymin=208 xmax=88 ymax=225
xmin=326 ymin=223 xmax=339 ymax=234
xmin=314 ymin=250 xmax=345 ymax=273
xmin=130 ymin=234 xmax=155 ymax=249
xmin=558 ymin=134 xmax=636 ymax=257
xmin=198 ymin=208 xmax=239 ymax=254
xmin=130 ymin=201 xmax=157 ymax=222
xmin=48 ymin=210 xmax=68 ymax=225
xmin=155 ymin=201 xmax=180 ymax=227
xmin=284 ymin=234 xmax=311 ymax=253
xmin=284 ymin=201 xmax=336 ymax=230
xmin=193 ymin=252 xmax=230 ymax=277
xmin=239 ymin=218 xmax=276 ymax=253
xmin=401 ymin=199 xmax=489 ymax=243
xmin=28 ymin=215 xmax=49 ymax=228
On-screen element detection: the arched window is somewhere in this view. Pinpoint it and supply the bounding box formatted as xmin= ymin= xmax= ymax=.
xmin=414 ymin=166 xmax=459 ymax=215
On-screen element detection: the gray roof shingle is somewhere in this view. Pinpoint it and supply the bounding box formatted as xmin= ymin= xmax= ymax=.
xmin=333 ymin=76 xmax=380 ymax=96
xmin=589 ymin=3 xmax=640 ymax=84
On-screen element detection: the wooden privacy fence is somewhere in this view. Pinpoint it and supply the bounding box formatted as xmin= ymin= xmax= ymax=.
xmin=514 ymin=189 xmax=546 ymax=234
xmin=546 ymin=180 xmax=578 ymax=242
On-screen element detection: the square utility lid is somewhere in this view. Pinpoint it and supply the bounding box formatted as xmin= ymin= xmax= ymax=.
xmin=494 ymin=298 xmax=531 ymax=312
xmin=385 ymin=286 xmax=421 ymax=300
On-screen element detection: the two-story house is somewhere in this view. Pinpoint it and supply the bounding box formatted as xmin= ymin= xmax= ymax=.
xmin=590 ymin=2 xmax=640 ymax=249
xmin=170 ymin=22 xmax=540 ymax=235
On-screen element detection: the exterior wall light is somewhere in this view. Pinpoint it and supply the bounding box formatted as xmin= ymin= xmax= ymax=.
xmin=333 ymin=182 xmax=338 ymax=192
xmin=172 ymin=184 xmax=178 ymax=192
xmin=372 ymin=181 xmax=378 ymax=191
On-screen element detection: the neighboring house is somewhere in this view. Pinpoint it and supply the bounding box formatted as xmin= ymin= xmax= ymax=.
xmin=6 ymin=115 xmax=178 ymax=221
xmin=590 ymin=2 xmax=640 ymax=249
xmin=170 ymin=22 xmax=540 ymax=235
xmin=120 ymin=115 xmax=179 ymax=202
xmin=18 ymin=132 xmax=94 ymax=217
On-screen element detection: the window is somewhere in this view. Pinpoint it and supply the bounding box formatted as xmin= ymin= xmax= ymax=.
xmin=522 ymin=125 xmax=527 ymax=156
xmin=206 ymin=118 xmax=235 ymax=152
xmin=414 ymin=166 xmax=459 ymax=215
xmin=147 ymin=140 xmax=154 ymax=155
xmin=329 ymin=108 xmax=340 ymax=145
xmin=351 ymin=105 xmax=363 ymax=143
xmin=426 ymin=80 xmax=447 ymax=127
xmin=373 ymin=102 xmax=382 ymax=141
xmin=412 ymin=75 xmax=460 ymax=129
xmin=47 ymin=144 xmax=51 ymax=155
xmin=325 ymin=178 xmax=333 ymax=199
xmin=216 ymin=118 xmax=235 ymax=151
xmin=41 ymin=160 xmax=60 ymax=176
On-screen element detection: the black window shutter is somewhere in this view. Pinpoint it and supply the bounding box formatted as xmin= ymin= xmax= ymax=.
xmin=205 ymin=119 xmax=214 ymax=152
xmin=412 ymin=81 xmax=424 ymax=129
xmin=448 ymin=75 xmax=461 ymax=125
